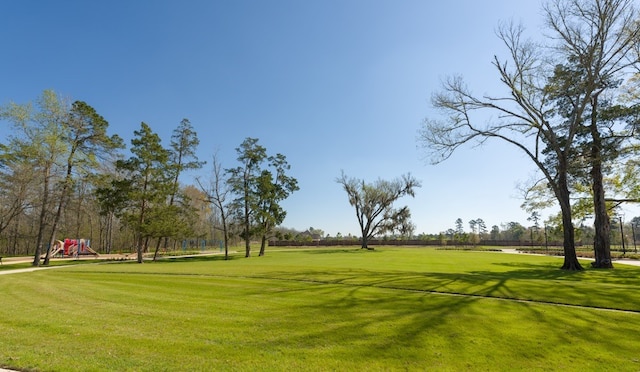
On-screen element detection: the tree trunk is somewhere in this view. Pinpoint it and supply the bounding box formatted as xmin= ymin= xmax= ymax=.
xmin=224 ymin=237 xmax=229 ymax=260
xmin=361 ymin=230 xmax=368 ymax=249
xmin=556 ymin=177 xmax=583 ymax=271
xmin=591 ymin=159 xmax=613 ymax=268
xmin=360 ymin=229 xmax=373 ymax=250
xmin=153 ymin=240 xmax=161 ymax=261
xmin=136 ymin=241 xmax=144 ymax=263
xmin=244 ymin=236 xmax=251 ymax=257
xmin=244 ymin=180 xmax=251 ymax=258
xmin=44 ymin=208 xmax=62 ymax=266
xmin=32 ymin=166 xmax=51 ymax=267
xmin=221 ymin=215 xmax=229 ymax=260
xmin=44 ymin=167 xmax=74 ymax=265
xmin=259 ymin=234 xmax=267 ymax=256
xmin=589 ymin=96 xmax=613 ymax=268
xmin=153 ymin=237 xmax=164 ymax=261
xmin=136 ymin=235 xmax=144 ymax=263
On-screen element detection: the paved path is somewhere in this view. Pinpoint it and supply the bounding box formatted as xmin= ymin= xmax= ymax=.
xmin=0 ymin=254 xmax=127 ymax=275
xmin=501 ymin=248 xmax=640 ymax=266
xmin=0 ymin=264 xmax=78 ymax=275
xmin=0 ymin=252 xmax=232 ymax=275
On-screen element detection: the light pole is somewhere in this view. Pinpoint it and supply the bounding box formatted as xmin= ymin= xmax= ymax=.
xmin=632 ymin=222 xmax=638 ymax=254
xmin=619 ymin=215 xmax=626 ymax=255
xmin=544 ymin=224 xmax=548 ymax=254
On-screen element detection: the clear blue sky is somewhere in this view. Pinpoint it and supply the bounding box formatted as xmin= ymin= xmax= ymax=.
xmin=5 ymin=1 xmax=634 ymax=236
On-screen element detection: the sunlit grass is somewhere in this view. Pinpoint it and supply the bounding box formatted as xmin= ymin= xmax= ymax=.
xmin=1 ymin=247 xmax=640 ymax=371
xmin=0 ymin=258 xmax=99 ymax=272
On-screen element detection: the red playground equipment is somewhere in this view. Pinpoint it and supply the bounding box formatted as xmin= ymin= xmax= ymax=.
xmin=48 ymin=239 xmax=99 ymax=257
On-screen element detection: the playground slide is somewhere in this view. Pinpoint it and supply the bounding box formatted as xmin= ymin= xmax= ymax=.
xmin=40 ymin=240 xmax=64 ymax=258
xmin=49 ymin=246 xmax=63 ymax=257
xmin=84 ymin=245 xmax=100 ymax=256
xmin=66 ymin=243 xmax=100 ymax=257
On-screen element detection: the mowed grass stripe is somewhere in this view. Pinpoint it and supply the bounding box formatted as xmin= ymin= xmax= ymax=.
xmin=56 ymin=247 xmax=640 ymax=312
xmin=2 ymin=248 xmax=640 ymax=371
xmin=46 ymin=267 xmax=640 ymax=315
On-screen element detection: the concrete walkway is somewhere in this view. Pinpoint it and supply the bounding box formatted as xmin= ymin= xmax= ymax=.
xmin=0 ymin=264 xmax=76 ymax=275
xmin=501 ymin=248 xmax=640 ymax=266
xmin=0 ymin=251 xmax=232 ymax=275
xmin=0 ymin=255 xmax=123 ymax=275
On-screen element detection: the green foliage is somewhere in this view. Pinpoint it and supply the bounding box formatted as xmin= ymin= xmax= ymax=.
xmin=226 ymin=138 xmax=298 ymax=256
xmin=253 ymin=154 xmax=299 ymax=247
xmin=167 ymin=118 xmax=204 ymax=203
xmin=100 ymin=122 xmax=173 ymax=261
xmin=0 ymin=90 xmax=71 ymax=265
xmin=226 ymin=137 xmax=268 ymax=256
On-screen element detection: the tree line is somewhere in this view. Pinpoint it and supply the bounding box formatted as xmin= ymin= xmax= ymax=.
xmin=0 ymin=91 xmax=298 ymax=265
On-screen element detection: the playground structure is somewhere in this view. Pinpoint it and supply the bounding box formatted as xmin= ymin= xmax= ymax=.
xmin=45 ymin=239 xmax=99 ymax=258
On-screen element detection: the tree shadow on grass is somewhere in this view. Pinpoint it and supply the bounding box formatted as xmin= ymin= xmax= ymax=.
xmin=251 ymin=280 xmax=485 ymax=366
xmin=305 ymin=248 xmax=381 ymax=254
xmin=251 ymin=266 xmax=640 ymax=368
xmin=259 ymin=259 xmax=640 ymax=312
xmin=153 ymin=254 xmax=239 ymax=263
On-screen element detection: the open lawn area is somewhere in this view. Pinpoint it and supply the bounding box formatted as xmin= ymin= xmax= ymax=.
xmin=1 ymin=247 xmax=640 ymax=371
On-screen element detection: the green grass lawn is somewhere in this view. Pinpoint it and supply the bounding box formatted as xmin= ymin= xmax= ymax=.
xmin=2 ymin=247 xmax=640 ymax=371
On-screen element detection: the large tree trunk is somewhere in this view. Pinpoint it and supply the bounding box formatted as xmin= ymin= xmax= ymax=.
xmin=360 ymin=228 xmax=368 ymax=249
xmin=556 ymin=172 xmax=583 ymax=271
xmin=360 ymin=229 xmax=373 ymax=250
xmin=591 ymin=156 xmax=613 ymax=268
xmin=559 ymin=206 xmax=582 ymax=271
xmin=589 ymin=96 xmax=613 ymax=268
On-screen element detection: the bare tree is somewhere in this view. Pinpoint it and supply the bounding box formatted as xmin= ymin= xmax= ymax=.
xmin=420 ymin=30 xmax=583 ymax=269
xmin=198 ymin=151 xmax=232 ymax=260
xmin=0 ymin=152 xmax=34 ymax=241
xmin=420 ymin=0 xmax=640 ymax=270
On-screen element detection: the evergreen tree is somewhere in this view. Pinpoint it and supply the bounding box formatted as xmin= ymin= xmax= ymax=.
xmin=109 ymin=122 xmax=171 ymax=263
xmin=226 ymin=138 xmax=267 ymax=257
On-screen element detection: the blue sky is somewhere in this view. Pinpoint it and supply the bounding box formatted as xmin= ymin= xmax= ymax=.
xmin=6 ymin=0 xmax=633 ymax=237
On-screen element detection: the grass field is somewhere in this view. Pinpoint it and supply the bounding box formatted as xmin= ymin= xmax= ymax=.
xmin=1 ymin=247 xmax=640 ymax=371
